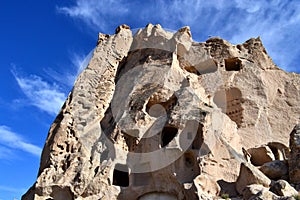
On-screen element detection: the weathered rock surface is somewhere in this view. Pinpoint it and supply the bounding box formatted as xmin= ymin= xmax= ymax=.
xmin=270 ymin=180 xmax=298 ymax=197
xmin=248 ymin=189 xmax=279 ymax=200
xmin=248 ymin=145 xmax=276 ymax=166
xmin=289 ymin=124 xmax=300 ymax=184
xmin=236 ymin=162 xmax=272 ymax=195
xmin=22 ymin=24 xmax=300 ymax=200
xmin=242 ymin=184 xmax=272 ymax=200
xmin=194 ymin=173 xmax=221 ymax=198
xmin=267 ymin=142 xmax=290 ymax=161
xmin=259 ymin=160 xmax=288 ymax=180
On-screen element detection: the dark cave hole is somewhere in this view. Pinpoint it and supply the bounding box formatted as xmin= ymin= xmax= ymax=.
xmin=161 ymin=126 xmax=178 ymax=147
xmin=224 ymin=57 xmax=242 ymax=71
xmin=112 ymin=164 xmax=129 ymax=187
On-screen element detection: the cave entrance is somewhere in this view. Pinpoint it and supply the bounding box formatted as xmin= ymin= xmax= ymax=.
xmin=174 ymin=151 xmax=200 ymax=184
xmin=161 ymin=126 xmax=178 ymax=147
xmin=112 ymin=164 xmax=129 ymax=187
xmin=146 ymin=94 xmax=177 ymax=118
xmin=184 ymin=59 xmax=218 ymax=75
xmin=225 ymin=57 xmax=242 ymax=71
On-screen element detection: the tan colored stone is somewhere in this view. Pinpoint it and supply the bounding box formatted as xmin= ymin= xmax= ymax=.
xmin=22 ymin=24 xmax=300 ymax=200
xmin=248 ymin=145 xmax=275 ymax=166
xmin=236 ymin=162 xmax=271 ymax=195
xmin=289 ymin=124 xmax=300 ymax=184
xmin=248 ymin=189 xmax=279 ymax=200
xmin=194 ymin=174 xmax=221 ymax=197
xmin=267 ymin=142 xmax=290 ymax=161
xmin=242 ymin=184 xmax=269 ymax=200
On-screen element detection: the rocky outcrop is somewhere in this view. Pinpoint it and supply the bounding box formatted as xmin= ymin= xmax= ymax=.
xmin=22 ymin=24 xmax=300 ymax=200
xmin=193 ymin=173 xmax=221 ymax=198
xmin=242 ymin=184 xmax=277 ymax=200
xmin=236 ymin=127 xmax=300 ymax=199
xmin=236 ymin=162 xmax=272 ymax=195
xmin=242 ymin=182 xmax=298 ymax=200
xmin=270 ymin=180 xmax=298 ymax=197
xmin=289 ymin=124 xmax=300 ymax=184
xmin=248 ymin=145 xmax=276 ymax=166
xmin=268 ymin=142 xmax=290 ymax=161
xmin=259 ymin=160 xmax=288 ymax=180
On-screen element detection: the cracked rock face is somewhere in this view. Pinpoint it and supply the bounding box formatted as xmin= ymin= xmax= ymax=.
xmin=22 ymin=24 xmax=300 ymax=200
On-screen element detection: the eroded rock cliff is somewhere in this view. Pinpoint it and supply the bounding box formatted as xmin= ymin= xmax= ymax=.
xmin=22 ymin=24 xmax=300 ymax=200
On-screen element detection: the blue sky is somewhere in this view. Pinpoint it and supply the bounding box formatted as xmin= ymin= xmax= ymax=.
xmin=0 ymin=0 xmax=299 ymax=199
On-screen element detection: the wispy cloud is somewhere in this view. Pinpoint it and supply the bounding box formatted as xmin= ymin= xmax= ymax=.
xmin=11 ymin=49 xmax=93 ymax=116
xmin=0 ymin=185 xmax=26 ymax=193
xmin=57 ymin=0 xmax=300 ymax=72
xmin=0 ymin=185 xmax=27 ymax=200
xmin=57 ymin=0 xmax=130 ymax=32
xmin=0 ymin=126 xmax=42 ymax=157
xmin=0 ymin=146 xmax=13 ymax=160
xmin=12 ymin=70 xmax=66 ymax=116
xmin=225 ymin=1 xmax=300 ymax=71
xmin=44 ymin=49 xmax=94 ymax=87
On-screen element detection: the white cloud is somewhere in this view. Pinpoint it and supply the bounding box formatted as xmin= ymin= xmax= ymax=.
xmin=12 ymin=71 xmax=66 ymax=116
xmin=57 ymin=0 xmax=300 ymax=72
xmin=57 ymin=0 xmax=129 ymax=31
xmin=11 ymin=49 xmax=94 ymax=116
xmin=234 ymin=0 xmax=264 ymax=13
xmin=44 ymin=49 xmax=94 ymax=87
xmin=226 ymin=1 xmax=300 ymax=71
xmin=0 ymin=126 xmax=42 ymax=157
xmin=0 ymin=146 xmax=13 ymax=159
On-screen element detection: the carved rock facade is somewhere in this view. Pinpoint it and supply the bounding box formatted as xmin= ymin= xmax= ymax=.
xmin=22 ymin=24 xmax=300 ymax=200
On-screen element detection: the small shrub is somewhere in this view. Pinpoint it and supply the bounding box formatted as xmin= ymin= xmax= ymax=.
xmin=221 ymin=193 xmax=229 ymax=199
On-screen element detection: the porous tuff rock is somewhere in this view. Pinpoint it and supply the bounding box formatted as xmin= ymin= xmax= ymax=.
xmin=22 ymin=24 xmax=300 ymax=200
xmin=289 ymin=124 xmax=300 ymax=184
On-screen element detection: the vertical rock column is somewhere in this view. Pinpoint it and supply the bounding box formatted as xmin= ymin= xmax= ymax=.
xmin=22 ymin=25 xmax=133 ymax=200
xmin=289 ymin=124 xmax=300 ymax=184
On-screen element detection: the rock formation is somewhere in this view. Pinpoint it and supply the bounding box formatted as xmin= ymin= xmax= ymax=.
xmin=22 ymin=24 xmax=300 ymax=200
xmin=289 ymin=124 xmax=300 ymax=184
